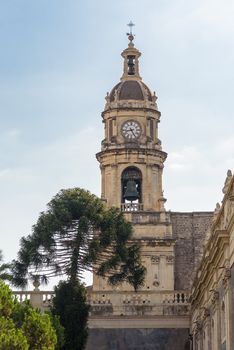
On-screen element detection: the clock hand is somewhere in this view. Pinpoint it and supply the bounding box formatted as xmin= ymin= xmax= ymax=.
xmin=129 ymin=128 xmax=136 ymax=137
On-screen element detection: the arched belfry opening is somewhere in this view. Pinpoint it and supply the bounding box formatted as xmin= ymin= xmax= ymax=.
xmin=127 ymin=55 xmax=135 ymax=75
xmin=121 ymin=166 xmax=143 ymax=212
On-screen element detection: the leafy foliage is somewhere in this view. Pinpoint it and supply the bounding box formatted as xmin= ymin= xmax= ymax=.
xmin=48 ymin=314 xmax=65 ymax=350
xmin=12 ymin=188 xmax=145 ymax=290
xmin=51 ymin=281 xmax=89 ymax=350
xmin=0 ymin=250 xmax=12 ymax=282
xmin=0 ymin=279 xmax=15 ymax=317
xmin=0 ymin=317 xmax=28 ymax=350
xmin=22 ymin=308 xmax=57 ymax=350
xmin=0 ymin=280 xmax=57 ymax=349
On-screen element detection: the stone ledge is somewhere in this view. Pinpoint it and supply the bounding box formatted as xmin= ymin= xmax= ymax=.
xmin=88 ymin=315 xmax=190 ymax=328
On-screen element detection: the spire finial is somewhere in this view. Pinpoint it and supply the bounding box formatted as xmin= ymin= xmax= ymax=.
xmin=127 ymin=21 xmax=135 ymax=42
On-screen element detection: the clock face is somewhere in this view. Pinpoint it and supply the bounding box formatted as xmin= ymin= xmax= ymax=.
xmin=121 ymin=120 xmax=141 ymax=140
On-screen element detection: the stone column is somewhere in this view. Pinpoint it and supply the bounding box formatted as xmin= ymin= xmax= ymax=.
xmin=211 ymin=291 xmax=221 ymax=350
xmin=111 ymin=163 xmax=118 ymax=207
xmin=165 ymin=255 xmax=174 ymax=290
xmin=223 ymin=268 xmax=232 ymax=350
xmin=194 ymin=324 xmax=203 ymax=350
xmin=30 ymin=280 xmax=43 ymax=309
xmin=100 ymin=165 xmax=105 ymax=200
xmin=202 ymin=308 xmax=211 ymax=350
xmin=206 ymin=317 xmax=212 ymax=350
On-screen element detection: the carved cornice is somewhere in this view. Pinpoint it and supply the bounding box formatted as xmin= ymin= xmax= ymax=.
xmin=96 ymin=148 xmax=167 ymax=161
xmin=143 ymin=239 xmax=175 ymax=247
xmin=102 ymin=106 xmax=160 ymax=116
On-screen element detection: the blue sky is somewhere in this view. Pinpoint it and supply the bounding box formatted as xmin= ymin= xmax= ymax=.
xmin=0 ymin=0 xmax=234 ymax=287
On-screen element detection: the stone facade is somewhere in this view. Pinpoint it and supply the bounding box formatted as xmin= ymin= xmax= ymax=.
xmin=86 ymin=329 xmax=190 ymax=350
xmin=191 ymin=171 xmax=234 ymax=350
xmin=171 ymin=212 xmax=213 ymax=290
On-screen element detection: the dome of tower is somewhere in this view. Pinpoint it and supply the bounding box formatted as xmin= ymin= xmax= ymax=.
xmin=109 ymin=80 xmax=153 ymax=102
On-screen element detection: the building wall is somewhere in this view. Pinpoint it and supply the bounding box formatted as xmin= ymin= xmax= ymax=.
xmin=86 ymin=328 xmax=190 ymax=350
xmin=191 ymin=171 xmax=234 ymax=350
xmin=171 ymin=212 xmax=213 ymax=290
xmin=94 ymin=211 xmax=214 ymax=293
xmin=88 ymin=210 xmax=214 ymax=349
xmin=231 ymin=263 xmax=234 ymax=350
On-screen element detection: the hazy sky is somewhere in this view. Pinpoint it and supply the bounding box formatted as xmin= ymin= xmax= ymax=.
xmin=0 ymin=0 xmax=233 ymax=287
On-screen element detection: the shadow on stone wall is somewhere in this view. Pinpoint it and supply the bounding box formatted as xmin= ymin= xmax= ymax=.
xmin=86 ymin=328 xmax=190 ymax=350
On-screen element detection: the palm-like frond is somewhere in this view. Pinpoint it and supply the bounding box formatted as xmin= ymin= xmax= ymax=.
xmin=12 ymin=188 xmax=145 ymax=290
xmin=0 ymin=250 xmax=12 ymax=281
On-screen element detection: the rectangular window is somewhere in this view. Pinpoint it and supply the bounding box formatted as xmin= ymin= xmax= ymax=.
xmin=150 ymin=119 xmax=154 ymax=140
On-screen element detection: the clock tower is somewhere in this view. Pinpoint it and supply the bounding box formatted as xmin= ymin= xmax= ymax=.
xmin=96 ymin=36 xmax=167 ymax=213
xmin=93 ymin=33 xmax=175 ymax=293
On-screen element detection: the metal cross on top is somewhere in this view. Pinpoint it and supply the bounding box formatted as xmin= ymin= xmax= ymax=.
xmin=127 ymin=21 xmax=135 ymax=35
xmin=127 ymin=21 xmax=135 ymax=42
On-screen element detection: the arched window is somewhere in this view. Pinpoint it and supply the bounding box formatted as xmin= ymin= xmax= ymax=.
xmin=121 ymin=167 xmax=142 ymax=211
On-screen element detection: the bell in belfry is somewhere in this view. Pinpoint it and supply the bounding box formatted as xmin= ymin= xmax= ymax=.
xmin=123 ymin=180 xmax=139 ymax=201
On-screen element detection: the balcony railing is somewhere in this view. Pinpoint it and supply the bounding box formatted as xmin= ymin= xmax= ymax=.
xmin=12 ymin=287 xmax=190 ymax=317
xmin=88 ymin=290 xmax=191 ymax=316
xmin=121 ymin=202 xmax=143 ymax=212
xmin=13 ymin=290 xmax=54 ymax=311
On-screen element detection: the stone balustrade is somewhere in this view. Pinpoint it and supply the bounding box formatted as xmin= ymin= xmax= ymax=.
xmin=121 ymin=202 xmax=144 ymax=212
xmin=162 ymin=291 xmax=190 ymax=304
xmin=88 ymin=290 xmax=190 ymax=317
xmin=12 ymin=288 xmax=190 ymax=317
xmin=13 ymin=290 xmax=54 ymax=311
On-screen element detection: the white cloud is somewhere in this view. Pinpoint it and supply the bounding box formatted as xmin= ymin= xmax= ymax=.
xmin=0 ymin=168 xmax=10 ymax=178
xmin=0 ymin=126 xmax=102 ymax=275
xmin=194 ymin=0 xmax=234 ymax=26
xmin=0 ymin=129 xmax=22 ymax=146
xmin=167 ymin=146 xmax=203 ymax=172
xmin=214 ymin=137 xmax=234 ymax=155
xmin=164 ymin=137 xmax=233 ymax=212
xmin=6 ymin=129 xmax=21 ymax=138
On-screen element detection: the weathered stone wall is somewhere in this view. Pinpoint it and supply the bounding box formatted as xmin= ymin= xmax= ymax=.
xmin=86 ymin=328 xmax=190 ymax=350
xmin=231 ymin=264 xmax=234 ymax=350
xmin=171 ymin=212 xmax=213 ymax=290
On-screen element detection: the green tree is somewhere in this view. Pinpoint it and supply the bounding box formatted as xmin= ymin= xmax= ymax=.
xmin=48 ymin=313 xmax=65 ymax=350
xmin=22 ymin=309 xmax=56 ymax=350
xmin=51 ymin=281 xmax=89 ymax=350
xmin=0 ymin=250 xmax=12 ymax=282
xmin=0 ymin=279 xmax=14 ymax=317
xmin=11 ymin=188 xmax=146 ymax=350
xmin=0 ymin=280 xmax=57 ymax=349
xmin=12 ymin=188 xmax=145 ymax=289
xmin=0 ymin=317 xmax=28 ymax=350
